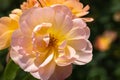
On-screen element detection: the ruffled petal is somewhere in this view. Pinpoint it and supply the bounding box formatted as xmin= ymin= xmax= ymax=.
xmin=72 ymin=18 xmax=87 ymax=28
xmin=49 ymin=65 xmax=72 ymax=80
xmin=10 ymin=48 xmax=38 ymax=72
xmin=73 ymin=40 xmax=93 ymax=65
xmin=11 ymin=29 xmax=33 ymax=56
xmin=68 ymin=39 xmax=87 ymax=51
xmin=31 ymin=60 xmax=56 ymax=80
xmin=34 ymin=50 xmax=54 ymax=67
xmin=56 ymin=46 xmax=76 ymax=66
xmin=20 ymin=7 xmax=55 ymax=35
xmin=67 ymin=27 xmax=86 ymax=40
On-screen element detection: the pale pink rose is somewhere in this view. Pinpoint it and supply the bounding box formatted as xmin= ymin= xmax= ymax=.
xmin=10 ymin=5 xmax=92 ymax=80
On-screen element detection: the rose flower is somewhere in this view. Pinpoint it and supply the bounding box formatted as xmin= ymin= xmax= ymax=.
xmin=10 ymin=5 xmax=92 ymax=80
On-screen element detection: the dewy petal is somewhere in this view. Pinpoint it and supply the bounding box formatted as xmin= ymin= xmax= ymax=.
xmin=49 ymin=65 xmax=72 ymax=80
xmin=31 ymin=60 xmax=56 ymax=80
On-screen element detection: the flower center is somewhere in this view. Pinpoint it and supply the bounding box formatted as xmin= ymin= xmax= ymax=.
xmin=48 ymin=34 xmax=58 ymax=48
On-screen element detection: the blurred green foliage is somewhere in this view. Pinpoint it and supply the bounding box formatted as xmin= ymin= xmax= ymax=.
xmin=0 ymin=0 xmax=120 ymax=80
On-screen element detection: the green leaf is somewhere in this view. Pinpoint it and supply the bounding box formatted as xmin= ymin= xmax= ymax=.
xmin=3 ymin=60 xmax=19 ymax=80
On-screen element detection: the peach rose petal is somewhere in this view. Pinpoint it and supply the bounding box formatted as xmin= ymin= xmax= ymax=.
xmin=72 ymin=18 xmax=87 ymax=28
xmin=67 ymin=28 xmax=86 ymax=40
xmin=31 ymin=60 xmax=56 ymax=80
xmin=49 ymin=65 xmax=72 ymax=80
xmin=73 ymin=40 xmax=93 ymax=65
xmin=83 ymin=27 xmax=90 ymax=39
xmin=10 ymin=48 xmax=38 ymax=72
xmin=0 ymin=17 xmax=18 ymax=50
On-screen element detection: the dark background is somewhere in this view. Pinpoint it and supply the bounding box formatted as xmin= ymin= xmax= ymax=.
xmin=0 ymin=0 xmax=120 ymax=80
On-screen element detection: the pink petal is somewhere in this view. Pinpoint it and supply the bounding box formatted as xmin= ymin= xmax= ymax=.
xmin=56 ymin=46 xmax=76 ymax=66
xmin=55 ymin=56 xmax=75 ymax=66
xmin=11 ymin=30 xmax=33 ymax=55
xmin=61 ymin=15 xmax=73 ymax=34
xmin=31 ymin=60 xmax=56 ymax=80
xmin=72 ymin=18 xmax=87 ymax=28
xmin=52 ymin=5 xmax=72 ymax=18
xmin=58 ymin=40 xmax=67 ymax=49
xmin=32 ymin=34 xmax=50 ymax=52
xmin=67 ymin=27 xmax=86 ymax=40
xmin=84 ymin=26 xmax=90 ymax=39
xmin=50 ymin=5 xmax=73 ymax=34
xmin=34 ymin=50 xmax=54 ymax=67
xmin=73 ymin=40 xmax=93 ymax=65
xmin=10 ymin=48 xmax=38 ymax=72
xmin=20 ymin=8 xmax=35 ymax=35
xmin=73 ymin=50 xmax=92 ymax=65
xmin=68 ymin=39 xmax=87 ymax=51
xmin=20 ymin=7 xmax=55 ymax=35
xmin=33 ymin=23 xmax=52 ymax=35
xmin=49 ymin=65 xmax=72 ymax=80
xmin=51 ymin=8 xmax=73 ymax=35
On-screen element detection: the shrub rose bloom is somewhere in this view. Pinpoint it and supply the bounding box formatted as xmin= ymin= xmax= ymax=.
xmin=10 ymin=5 xmax=92 ymax=80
